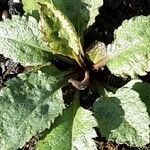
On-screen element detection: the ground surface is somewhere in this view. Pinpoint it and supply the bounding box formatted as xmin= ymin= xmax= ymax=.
xmin=0 ymin=0 xmax=150 ymax=150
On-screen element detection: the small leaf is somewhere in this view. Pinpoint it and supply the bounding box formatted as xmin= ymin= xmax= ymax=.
xmin=38 ymin=1 xmax=84 ymax=63
xmin=37 ymin=92 xmax=97 ymax=150
xmin=22 ymin=0 xmax=39 ymax=14
xmin=0 ymin=65 xmax=67 ymax=149
xmin=106 ymin=16 xmax=150 ymax=78
xmin=22 ymin=0 xmax=40 ymax=20
xmin=86 ymin=41 xmax=107 ymax=64
xmin=94 ymin=80 xmax=150 ymax=147
xmin=0 ymin=16 xmax=52 ymax=66
xmin=51 ymin=0 xmax=103 ymax=36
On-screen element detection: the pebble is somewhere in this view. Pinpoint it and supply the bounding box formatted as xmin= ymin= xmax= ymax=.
xmin=2 ymin=10 xmax=9 ymax=20
xmin=13 ymin=0 xmax=20 ymax=3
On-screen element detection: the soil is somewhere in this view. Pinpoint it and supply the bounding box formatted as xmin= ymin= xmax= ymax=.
xmin=0 ymin=0 xmax=150 ymax=150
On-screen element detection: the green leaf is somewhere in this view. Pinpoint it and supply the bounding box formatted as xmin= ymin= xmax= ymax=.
xmin=106 ymin=16 xmax=150 ymax=78
xmin=22 ymin=0 xmax=38 ymax=14
xmin=94 ymin=80 xmax=150 ymax=147
xmin=86 ymin=41 xmax=107 ymax=64
xmin=0 ymin=65 xmax=67 ymax=149
xmin=37 ymin=92 xmax=97 ymax=150
xmin=22 ymin=0 xmax=40 ymax=20
xmin=0 ymin=16 xmax=52 ymax=66
xmin=51 ymin=0 xmax=103 ymax=36
xmin=38 ymin=1 xmax=84 ymax=63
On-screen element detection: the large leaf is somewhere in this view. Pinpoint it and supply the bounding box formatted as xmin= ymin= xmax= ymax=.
xmin=0 ymin=16 xmax=51 ymax=66
xmin=0 ymin=65 xmax=67 ymax=149
xmin=106 ymin=16 xmax=150 ymax=78
xmin=37 ymin=92 xmax=97 ymax=150
xmin=94 ymin=80 xmax=150 ymax=147
xmin=39 ymin=1 xmax=84 ymax=63
xmin=51 ymin=0 xmax=103 ymax=36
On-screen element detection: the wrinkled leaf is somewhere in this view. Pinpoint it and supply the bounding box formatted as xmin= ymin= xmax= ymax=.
xmin=22 ymin=0 xmax=40 ymax=20
xmin=37 ymin=92 xmax=97 ymax=150
xmin=39 ymin=1 xmax=83 ymax=63
xmin=94 ymin=80 xmax=150 ymax=147
xmin=107 ymin=16 xmax=150 ymax=78
xmin=0 ymin=16 xmax=52 ymax=66
xmin=86 ymin=41 xmax=107 ymax=64
xmin=51 ymin=0 xmax=103 ymax=36
xmin=0 ymin=65 xmax=67 ymax=149
xmin=22 ymin=0 xmax=39 ymax=15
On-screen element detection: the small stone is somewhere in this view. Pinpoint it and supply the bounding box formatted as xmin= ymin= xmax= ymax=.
xmin=13 ymin=0 xmax=20 ymax=3
xmin=0 ymin=62 xmax=6 ymax=74
xmin=2 ymin=10 xmax=9 ymax=20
